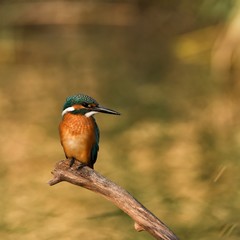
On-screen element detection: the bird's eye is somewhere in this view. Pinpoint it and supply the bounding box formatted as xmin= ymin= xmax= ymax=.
xmin=82 ymin=102 xmax=92 ymax=108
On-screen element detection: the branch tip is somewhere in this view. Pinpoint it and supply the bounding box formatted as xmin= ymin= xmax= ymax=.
xmin=48 ymin=176 xmax=62 ymax=186
xmin=134 ymin=222 xmax=145 ymax=232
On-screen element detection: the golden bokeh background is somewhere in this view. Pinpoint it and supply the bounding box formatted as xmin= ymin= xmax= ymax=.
xmin=0 ymin=1 xmax=240 ymax=239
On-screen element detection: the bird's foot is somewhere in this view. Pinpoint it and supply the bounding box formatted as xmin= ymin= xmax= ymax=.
xmin=68 ymin=158 xmax=89 ymax=170
xmin=69 ymin=158 xmax=75 ymax=167
xmin=77 ymin=163 xmax=87 ymax=170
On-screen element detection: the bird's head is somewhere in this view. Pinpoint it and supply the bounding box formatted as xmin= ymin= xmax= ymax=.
xmin=62 ymin=94 xmax=120 ymax=117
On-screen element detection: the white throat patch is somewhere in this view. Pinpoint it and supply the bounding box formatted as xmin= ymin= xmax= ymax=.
xmin=85 ymin=111 xmax=98 ymax=117
xmin=62 ymin=106 xmax=75 ymax=116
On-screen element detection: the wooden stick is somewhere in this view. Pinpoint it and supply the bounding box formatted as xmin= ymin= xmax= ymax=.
xmin=48 ymin=160 xmax=179 ymax=240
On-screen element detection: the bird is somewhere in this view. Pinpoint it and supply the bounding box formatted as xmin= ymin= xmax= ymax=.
xmin=59 ymin=93 xmax=120 ymax=169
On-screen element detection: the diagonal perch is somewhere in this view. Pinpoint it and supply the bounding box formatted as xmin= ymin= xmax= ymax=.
xmin=48 ymin=159 xmax=179 ymax=240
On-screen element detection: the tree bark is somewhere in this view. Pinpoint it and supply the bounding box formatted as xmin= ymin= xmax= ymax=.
xmin=48 ymin=159 xmax=179 ymax=240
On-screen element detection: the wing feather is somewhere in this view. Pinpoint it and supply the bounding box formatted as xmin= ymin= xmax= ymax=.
xmin=90 ymin=119 xmax=99 ymax=168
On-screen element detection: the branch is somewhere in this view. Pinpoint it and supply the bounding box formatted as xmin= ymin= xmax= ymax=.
xmin=48 ymin=160 xmax=179 ymax=240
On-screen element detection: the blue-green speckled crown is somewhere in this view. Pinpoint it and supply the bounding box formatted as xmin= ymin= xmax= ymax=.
xmin=63 ymin=94 xmax=98 ymax=110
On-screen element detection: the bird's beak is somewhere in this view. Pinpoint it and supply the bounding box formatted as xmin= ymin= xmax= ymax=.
xmin=93 ymin=105 xmax=120 ymax=115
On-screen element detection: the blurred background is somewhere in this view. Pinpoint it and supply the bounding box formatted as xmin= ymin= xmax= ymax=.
xmin=0 ymin=1 xmax=240 ymax=239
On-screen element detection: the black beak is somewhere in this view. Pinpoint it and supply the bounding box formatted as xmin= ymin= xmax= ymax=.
xmin=93 ymin=105 xmax=120 ymax=115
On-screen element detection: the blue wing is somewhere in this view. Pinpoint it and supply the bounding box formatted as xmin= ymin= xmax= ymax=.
xmin=90 ymin=119 xmax=99 ymax=168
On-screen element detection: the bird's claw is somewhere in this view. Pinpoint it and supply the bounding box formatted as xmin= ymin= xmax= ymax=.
xmin=68 ymin=158 xmax=87 ymax=170
xmin=77 ymin=163 xmax=86 ymax=170
xmin=69 ymin=158 xmax=75 ymax=167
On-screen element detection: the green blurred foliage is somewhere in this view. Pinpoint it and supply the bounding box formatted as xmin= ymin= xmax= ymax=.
xmin=0 ymin=1 xmax=240 ymax=240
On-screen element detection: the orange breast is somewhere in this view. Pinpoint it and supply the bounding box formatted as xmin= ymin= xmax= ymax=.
xmin=59 ymin=113 xmax=96 ymax=164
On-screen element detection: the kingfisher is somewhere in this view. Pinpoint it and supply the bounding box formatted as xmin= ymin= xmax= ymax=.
xmin=59 ymin=93 xmax=120 ymax=169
